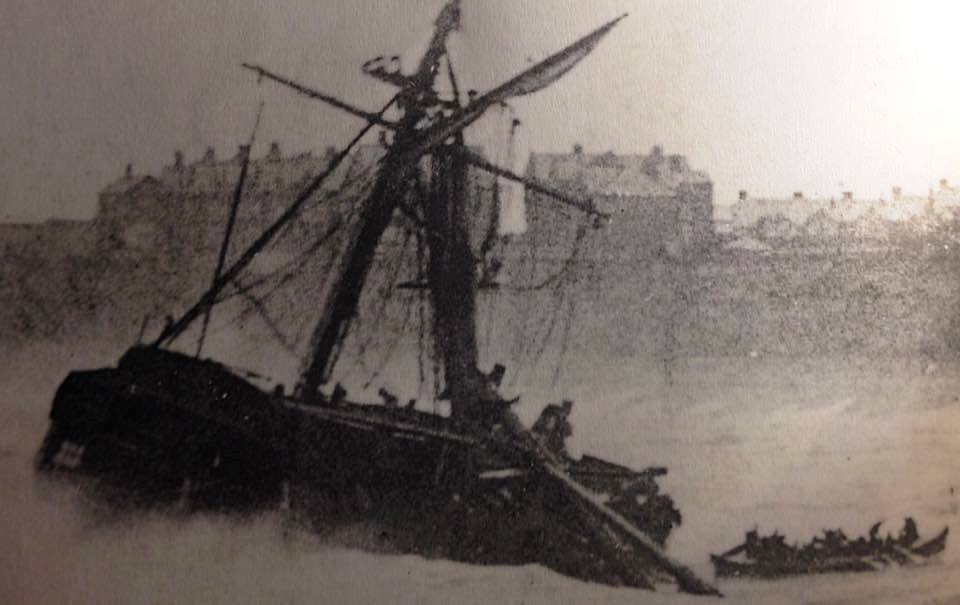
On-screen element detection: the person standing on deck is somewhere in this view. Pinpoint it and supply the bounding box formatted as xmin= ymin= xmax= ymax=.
xmin=443 ymin=363 xmax=514 ymax=429
xmin=531 ymin=400 xmax=574 ymax=457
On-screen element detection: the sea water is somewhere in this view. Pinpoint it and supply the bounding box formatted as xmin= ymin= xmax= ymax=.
xmin=2 ymin=339 xmax=958 ymax=604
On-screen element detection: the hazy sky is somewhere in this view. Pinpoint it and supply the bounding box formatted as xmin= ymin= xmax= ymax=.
xmin=2 ymin=0 xmax=958 ymax=221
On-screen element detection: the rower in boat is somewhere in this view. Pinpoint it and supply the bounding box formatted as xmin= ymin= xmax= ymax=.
xmin=899 ymin=517 xmax=919 ymax=547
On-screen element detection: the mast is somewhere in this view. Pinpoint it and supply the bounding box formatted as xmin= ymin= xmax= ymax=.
xmin=171 ymin=1 xmax=620 ymax=414
xmin=298 ymin=151 xmax=414 ymax=400
xmin=299 ymin=1 xmax=463 ymax=401
xmin=424 ymin=134 xmax=485 ymax=419
xmin=155 ymin=3 xmax=622 ymax=418
xmin=196 ymin=104 xmax=264 ymax=357
xmin=152 ymin=103 xmax=391 ymax=348
xmin=297 ymin=6 xmax=625 ymax=411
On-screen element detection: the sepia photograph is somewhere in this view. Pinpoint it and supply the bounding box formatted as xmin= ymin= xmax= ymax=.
xmin=2 ymin=1 xmax=958 ymax=602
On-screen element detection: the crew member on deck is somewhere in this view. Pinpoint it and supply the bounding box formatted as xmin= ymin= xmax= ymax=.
xmin=378 ymin=387 xmax=399 ymax=409
xmin=486 ymin=364 xmax=506 ymax=391
xmin=330 ymin=383 xmax=347 ymax=407
xmin=531 ymin=399 xmax=574 ymax=457
xmin=446 ymin=363 xmax=519 ymax=430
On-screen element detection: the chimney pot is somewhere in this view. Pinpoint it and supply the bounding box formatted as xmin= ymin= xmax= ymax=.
xmin=793 ymin=191 xmax=803 ymax=200
xmin=174 ymin=150 xmax=184 ymax=169
xmin=738 ymin=190 xmax=748 ymax=201
xmin=125 ymin=163 xmax=133 ymax=179
xmin=892 ymin=186 xmax=902 ymax=200
xmin=669 ymin=154 xmax=685 ymax=172
xmin=202 ymin=147 xmax=216 ymax=163
xmin=940 ymin=178 xmax=949 ymax=188
xmin=268 ymin=142 xmax=281 ymax=159
xmin=573 ymin=143 xmax=583 ymax=155
xmin=842 ymin=191 xmax=853 ymax=200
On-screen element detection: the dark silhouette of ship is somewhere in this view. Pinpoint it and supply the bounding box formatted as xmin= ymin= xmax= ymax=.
xmin=35 ymin=1 xmax=719 ymax=596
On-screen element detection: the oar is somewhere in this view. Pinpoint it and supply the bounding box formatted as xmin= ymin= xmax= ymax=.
xmin=719 ymin=543 xmax=747 ymax=558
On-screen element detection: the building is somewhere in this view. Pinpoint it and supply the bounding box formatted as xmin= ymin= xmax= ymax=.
xmin=729 ymin=180 xmax=960 ymax=242
xmin=0 ymin=218 xmax=94 ymax=257
xmin=91 ymin=143 xmax=712 ymax=271
xmin=931 ymin=179 xmax=960 ymax=214
xmin=91 ymin=142 xmax=508 ymax=285
xmin=95 ymin=144 xmax=348 ymax=257
xmin=522 ymin=145 xmax=714 ymax=260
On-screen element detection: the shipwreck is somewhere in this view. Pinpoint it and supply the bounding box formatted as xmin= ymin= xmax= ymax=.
xmin=35 ymin=1 xmax=720 ymax=596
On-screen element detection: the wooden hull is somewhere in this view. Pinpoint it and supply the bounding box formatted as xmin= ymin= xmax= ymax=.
xmin=35 ymin=346 xmax=716 ymax=594
xmin=911 ymin=528 xmax=949 ymax=558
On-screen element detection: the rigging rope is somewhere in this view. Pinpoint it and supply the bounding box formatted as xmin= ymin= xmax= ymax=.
xmin=507 ymin=215 xmax=591 ymax=386
xmin=361 ymin=263 xmax=417 ymax=389
xmin=196 ymin=101 xmax=265 ymax=356
xmin=505 ymin=218 xmax=589 ymax=292
xmin=415 ymin=225 xmax=429 ymax=399
xmin=202 ymin=174 xmax=374 ymax=358
xmin=215 ymin=216 xmax=346 ymax=305
xmin=236 ymin=288 xmax=299 ymax=357
xmin=343 ymin=223 xmax=415 ymax=384
xmin=551 ymin=292 xmax=578 ymax=387
xmin=155 ymin=92 xmax=399 ymax=348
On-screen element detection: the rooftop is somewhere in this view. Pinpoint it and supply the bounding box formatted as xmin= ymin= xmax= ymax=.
xmin=527 ymin=145 xmax=711 ymax=198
